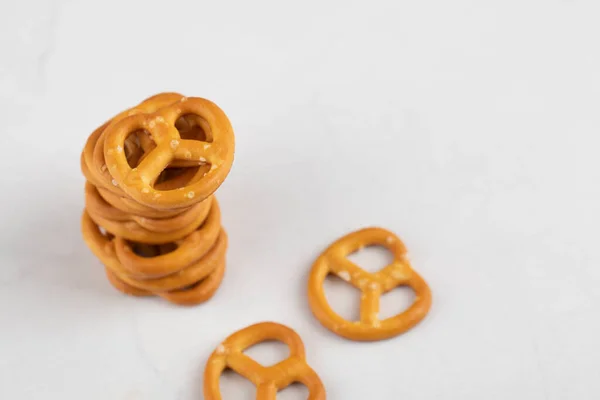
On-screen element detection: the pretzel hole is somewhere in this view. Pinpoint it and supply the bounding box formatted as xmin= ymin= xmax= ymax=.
xmin=130 ymin=243 xmax=162 ymax=258
xmin=123 ymin=130 xmax=149 ymax=168
xmin=219 ymin=370 xmax=255 ymax=400
xmin=379 ymin=286 xmax=416 ymax=320
xmin=126 ymin=241 xmax=177 ymax=258
xmin=278 ymin=383 xmax=309 ymax=399
xmin=154 ymin=166 xmax=203 ymax=190
xmin=347 ymin=245 xmax=394 ymax=273
xmin=243 ymin=341 xmax=290 ymax=367
xmin=323 ymin=275 xmax=361 ymax=321
xmin=175 ymin=114 xmax=212 ymax=142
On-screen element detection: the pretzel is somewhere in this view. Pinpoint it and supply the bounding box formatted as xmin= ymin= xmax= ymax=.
xmin=85 ymin=182 xmax=212 ymax=234
xmin=307 ymin=227 xmax=432 ymax=341
xmin=103 ymin=95 xmax=235 ymax=210
xmin=204 ymin=322 xmax=326 ymax=400
xmin=82 ymin=145 xmax=195 ymax=220
xmin=104 ymin=259 xmax=226 ymax=306
xmin=94 ymin=185 xmax=185 ymax=219
xmin=82 ymin=93 xmax=207 ymax=194
xmin=110 ymin=229 xmax=225 ymax=292
xmin=81 ymin=210 xmax=227 ymax=304
xmin=86 ymin=193 xmax=212 ymax=244
xmin=83 ymin=132 xmax=207 ymax=215
xmin=113 ymin=199 xmax=222 ymax=278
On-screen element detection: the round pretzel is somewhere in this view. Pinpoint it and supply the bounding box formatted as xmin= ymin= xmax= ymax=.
xmin=113 ymin=199 xmax=222 ymax=278
xmin=204 ymin=322 xmax=326 ymax=400
xmin=81 ymin=210 xmax=227 ymax=304
xmin=85 ymin=182 xmax=212 ymax=234
xmin=86 ymin=195 xmax=212 ymax=244
xmin=103 ymin=95 xmax=235 ymax=210
xmin=94 ymin=185 xmax=185 ymax=219
xmin=83 ymin=135 xmax=207 ymax=217
xmin=82 ymin=92 xmax=207 ymax=196
xmin=82 ymin=144 xmax=202 ymax=220
xmin=307 ymin=227 xmax=432 ymax=341
xmin=104 ymin=259 xmax=226 ymax=306
xmin=109 ymin=229 xmax=226 ymax=292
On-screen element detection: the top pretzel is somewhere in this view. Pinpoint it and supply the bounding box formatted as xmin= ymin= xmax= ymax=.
xmin=103 ymin=93 xmax=235 ymax=210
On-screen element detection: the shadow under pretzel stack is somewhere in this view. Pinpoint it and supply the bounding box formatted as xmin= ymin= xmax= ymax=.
xmin=80 ymin=92 xmax=235 ymax=306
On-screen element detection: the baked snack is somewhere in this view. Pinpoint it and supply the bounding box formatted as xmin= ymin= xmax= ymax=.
xmin=203 ymin=322 xmax=326 ymax=399
xmin=307 ymin=227 xmax=432 ymax=341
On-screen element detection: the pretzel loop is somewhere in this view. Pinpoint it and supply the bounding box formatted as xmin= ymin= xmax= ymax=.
xmin=203 ymin=322 xmax=326 ymax=400
xmin=104 ymin=97 xmax=234 ymax=210
xmin=308 ymin=227 xmax=432 ymax=341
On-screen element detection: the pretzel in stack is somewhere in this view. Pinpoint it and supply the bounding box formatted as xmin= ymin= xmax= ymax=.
xmin=80 ymin=92 xmax=235 ymax=306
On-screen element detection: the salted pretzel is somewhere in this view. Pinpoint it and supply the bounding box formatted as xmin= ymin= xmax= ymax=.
xmin=86 ymin=194 xmax=212 ymax=244
xmin=103 ymin=94 xmax=235 ymax=210
xmin=308 ymin=227 xmax=432 ymax=341
xmin=204 ymin=322 xmax=326 ymax=400
xmin=93 ymin=122 xmax=210 ymax=189
xmin=82 ymin=93 xmax=209 ymax=196
xmin=82 ymin=138 xmax=206 ymax=219
xmin=81 ymin=211 xmax=227 ymax=304
xmin=94 ymin=185 xmax=185 ymax=219
xmin=85 ymin=182 xmax=212 ymax=234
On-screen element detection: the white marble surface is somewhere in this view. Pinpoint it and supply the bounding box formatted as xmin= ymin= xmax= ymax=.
xmin=2 ymin=0 xmax=600 ymax=399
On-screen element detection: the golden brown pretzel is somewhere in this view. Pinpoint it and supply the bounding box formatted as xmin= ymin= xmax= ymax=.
xmin=204 ymin=322 xmax=326 ymax=400
xmin=94 ymin=123 xmax=210 ymax=187
xmin=111 ymin=232 xmax=225 ymax=292
xmin=85 ymin=182 xmax=211 ymax=233
xmin=86 ymin=195 xmax=212 ymax=244
xmin=81 ymin=210 xmax=227 ymax=304
xmin=83 ymin=93 xmax=203 ymax=193
xmin=113 ymin=199 xmax=222 ymax=278
xmin=104 ymin=259 xmax=226 ymax=306
xmin=103 ymin=95 xmax=235 ymax=210
xmin=84 ymin=128 xmax=207 ymax=200
xmin=108 ymin=230 xmax=225 ymax=292
xmin=308 ymin=227 xmax=432 ymax=341
xmin=82 ymin=139 xmax=196 ymax=221
xmin=94 ymin=185 xmax=186 ymax=219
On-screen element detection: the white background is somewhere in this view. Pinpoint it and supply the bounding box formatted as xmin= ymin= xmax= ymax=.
xmin=1 ymin=0 xmax=599 ymax=399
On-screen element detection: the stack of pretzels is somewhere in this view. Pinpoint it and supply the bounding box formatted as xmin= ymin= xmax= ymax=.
xmin=80 ymin=92 xmax=235 ymax=306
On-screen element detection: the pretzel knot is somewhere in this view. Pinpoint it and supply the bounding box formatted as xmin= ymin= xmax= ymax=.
xmin=103 ymin=95 xmax=235 ymax=210
xmin=308 ymin=227 xmax=432 ymax=341
xmin=204 ymin=322 xmax=326 ymax=400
